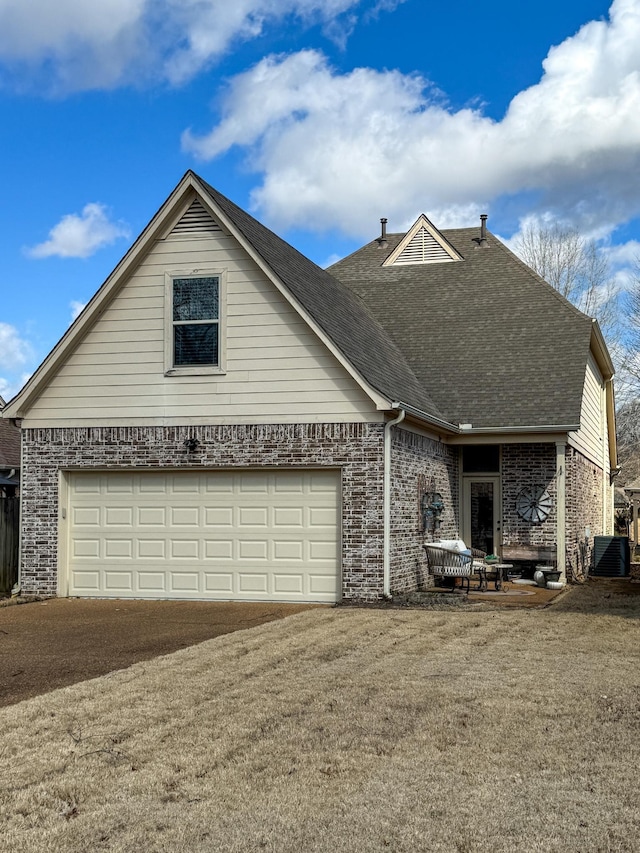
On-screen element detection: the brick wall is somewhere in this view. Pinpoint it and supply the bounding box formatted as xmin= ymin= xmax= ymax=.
xmin=566 ymin=446 xmax=604 ymax=579
xmin=501 ymin=444 xmax=557 ymax=554
xmin=20 ymin=423 xmax=386 ymax=601
xmin=390 ymin=427 xmax=459 ymax=593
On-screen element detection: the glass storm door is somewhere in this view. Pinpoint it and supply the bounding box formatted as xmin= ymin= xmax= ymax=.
xmin=463 ymin=476 xmax=501 ymax=556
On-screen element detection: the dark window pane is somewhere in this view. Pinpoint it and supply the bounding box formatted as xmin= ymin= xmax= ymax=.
xmin=174 ymin=324 xmax=218 ymax=366
xmin=462 ymin=445 xmax=500 ymax=472
xmin=470 ymin=481 xmax=494 ymax=553
xmin=173 ymin=277 xmax=218 ymax=321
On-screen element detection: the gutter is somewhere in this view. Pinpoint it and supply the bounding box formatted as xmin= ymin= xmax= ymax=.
xmin=394 ymin=401 xmax=579 ymax=436
xmin=383 ymin=406 xmax=406 ymax=598
xmin=456 ymin=424 xmax=580 ymax=435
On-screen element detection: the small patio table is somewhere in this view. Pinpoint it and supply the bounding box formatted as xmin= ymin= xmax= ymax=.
xmin=477 ymin=563 xmax=513 ymax=592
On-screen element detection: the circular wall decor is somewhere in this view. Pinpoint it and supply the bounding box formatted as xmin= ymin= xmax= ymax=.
xmin=515 ymin=485 xmax=553 ymax=523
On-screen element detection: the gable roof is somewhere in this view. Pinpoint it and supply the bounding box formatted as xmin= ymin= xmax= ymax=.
xmin=329 ymin=228 xmax=598 ymax=430
xmin=196 ymin=177 xmax=443 ymax=421
xmin=382 ymin=214 xmax=462 ymax=266
xmin=2 ymin=172 xmax=444 ymax=426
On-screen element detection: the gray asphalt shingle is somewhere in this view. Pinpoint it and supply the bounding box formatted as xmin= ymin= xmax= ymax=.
xmin=329 ymin=228 xmax=594 ymax=429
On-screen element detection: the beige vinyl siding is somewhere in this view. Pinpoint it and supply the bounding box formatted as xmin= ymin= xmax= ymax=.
xmin=24 ymin=233 xmax=380 ymax=427
xmin=569 ymin=353 xmax=609 ymax=471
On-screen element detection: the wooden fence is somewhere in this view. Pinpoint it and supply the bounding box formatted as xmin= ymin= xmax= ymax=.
xmin=0 ymin=497 xmax=19 ymax=595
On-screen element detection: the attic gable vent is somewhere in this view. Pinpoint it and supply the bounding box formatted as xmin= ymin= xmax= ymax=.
xmin=169 ymin=199 xmax=221 ymax=238
xmin=382 ymin=214 xmax=462 ymax=266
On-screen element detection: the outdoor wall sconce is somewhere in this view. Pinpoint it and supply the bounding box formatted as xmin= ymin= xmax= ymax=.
xmin=421 ymin=491 xmax=445 ymax=533
xmin=184 ymin=437 xmax=200 ymax=452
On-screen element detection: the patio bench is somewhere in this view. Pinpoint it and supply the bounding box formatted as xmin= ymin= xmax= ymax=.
xmin=423 ymin=540 xmax=486 ymax=593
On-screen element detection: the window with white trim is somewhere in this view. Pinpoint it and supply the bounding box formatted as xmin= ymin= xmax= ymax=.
xmin=165 ymin=271 xmax=225 ymax=374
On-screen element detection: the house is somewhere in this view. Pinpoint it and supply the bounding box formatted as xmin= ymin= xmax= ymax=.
xmin=1 ymin=172 xmax=616 ymax=602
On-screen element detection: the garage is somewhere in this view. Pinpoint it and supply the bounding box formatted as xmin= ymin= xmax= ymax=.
xmin=64 ymin=469 xmax=340 ymax=602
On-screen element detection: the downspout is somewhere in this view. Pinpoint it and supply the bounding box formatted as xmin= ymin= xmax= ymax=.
xmin=383 ymin=407 xmax=406 ymax=598
xmin=556 ymin=441 xmax=567 ymax=583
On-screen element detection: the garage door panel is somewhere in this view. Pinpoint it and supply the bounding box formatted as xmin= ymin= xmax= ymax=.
xmin=204 ymin=473 xmax=234 ymax=493
xmin=138 ymin=507 xmax=166 ymax=526
xmin=72 ymin=570 xmax=101 ymax=591
xmin=170 ymin=572 xmax=200 ymax=592
xmin=105 ymin=507 xmax=133 ymax=526
xmin=73 ymin=539 xmax=100 ymax=558
xmin=106 ymin=476 xmax=134 ymax=494
xmin=67 ymin=469 xmax=340 ymax=602
xmin=205 ymin=539 xmax=234 ymax=559
xmin=105 ymin=539 xmax=133 ymax=558
xmin=239 ymin=506 xmax=268 ymax=526
xmin=138 ymin=539 xmax=166 ymax=558
xmin=238 ymin=573 xmax=269 ymax=593
xmin=170 ymin=507 xmax=200 ymax=526
xmin=205 ymin=507 xmax=233 ymax=526
xmin=273 ymin=574 xmax=304 ymax=594
xmin=204 ymin=572 xmax=233 ymax=592
xmin=104 ymin=570 xmax=133 ymax=591
xmin=274 ymin=472 xmax=305 ymax=493
xmin=309 ymin=574 xmax=337 ymax=594
xmin=138 ymin=571 xmax=166 ymax=592
xmin=171 ymin=474 xmax=200 ymax=493
xmin=239 ymin=474 xmax=269 ymax=493
xmin=139 ymin=478 xmax=166 ymax=494
xmin=273 ymin=540 xmax=304 ymax=561
xmin=273 ymin=507 xmax=304 ymax=527
xmin=73 ymin=507 xmax=101 ymax=526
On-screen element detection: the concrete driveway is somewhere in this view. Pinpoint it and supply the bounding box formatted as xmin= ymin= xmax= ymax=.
xmin=0 ymin=598 xmax=322 ymax=707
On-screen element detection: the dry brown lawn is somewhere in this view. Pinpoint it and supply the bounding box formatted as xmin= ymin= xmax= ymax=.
xmin=2 ymin=581 xmax=640 ymax=852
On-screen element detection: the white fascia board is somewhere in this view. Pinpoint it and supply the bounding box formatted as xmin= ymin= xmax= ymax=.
xmin=3 ymin=173 xmax=201 ymax=419
xmin=191 ymin=176 xmax=393 ymax=412
xmin=449 ymin=431 xmax=571 ymax=445
xmin=590 ymin=321 xmax=615 ymax=380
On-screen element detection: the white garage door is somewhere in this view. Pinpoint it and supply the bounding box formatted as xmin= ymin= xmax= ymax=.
xmin=66 ymin=469 xmax=340 ymax=602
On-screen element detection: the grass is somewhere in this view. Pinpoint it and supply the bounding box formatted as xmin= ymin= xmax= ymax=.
xmin=2 ymin=580 xmax=640 ymax=852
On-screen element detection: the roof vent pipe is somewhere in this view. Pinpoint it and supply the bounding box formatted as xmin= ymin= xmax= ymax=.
xmin=377 ymin=218 xmax=388 ymax=248
xmin=479 ymin=214 xmax=489 ymax=248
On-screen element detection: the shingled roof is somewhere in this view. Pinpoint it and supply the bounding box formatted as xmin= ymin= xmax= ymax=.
xmin=329 ymin=228 xmax=595 ymax=429
xmin=198 ymin=177 xmax=444 ymax=420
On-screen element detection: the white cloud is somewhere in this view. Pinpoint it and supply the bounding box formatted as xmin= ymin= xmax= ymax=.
xmin=183 ymin=0 xmax=640 ymax=239
xmin=0 ymin=372 xmax=31 ymax=404
xmin=605 ymin=240 xmax=640 ymax=266
xmin=0 ymin=322 xmax=33 ymax=371
xmin=27 ymin=203 xmax=130 ymax=259
xmin=70 ymin=301 xmax=86 ymax=322
xmin=0 ymin=324 xmax=34 ymax=402
xmin=0 ymin=0 xmax=374 ymax=90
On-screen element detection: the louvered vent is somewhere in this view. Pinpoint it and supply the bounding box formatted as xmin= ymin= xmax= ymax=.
xmin=169 ymin=199 xmax=221 ymax=237
xmin=393 ymin=226 xmax=455 ymax=265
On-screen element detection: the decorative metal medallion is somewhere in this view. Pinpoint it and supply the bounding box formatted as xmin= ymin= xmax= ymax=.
xmin=515 ymin=485 xmax=553 ymax=523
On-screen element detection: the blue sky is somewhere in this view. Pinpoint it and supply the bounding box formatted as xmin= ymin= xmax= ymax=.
xmin=0 ymin=0 xmax=637 ymax=400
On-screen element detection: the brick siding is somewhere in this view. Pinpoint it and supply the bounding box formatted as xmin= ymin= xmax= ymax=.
xmin=501 ymin=444 xmax=557 ymax=555
xmin=20 ymin=423 xmax=386 ymax=601
xmin=390 ymin=428 xmax=459 ymax=593
xmin=566 ymin=446 xmax=605 ymax=579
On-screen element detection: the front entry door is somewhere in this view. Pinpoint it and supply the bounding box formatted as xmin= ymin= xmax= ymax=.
xmin=462 ymin=476 xmax=501 ymax=556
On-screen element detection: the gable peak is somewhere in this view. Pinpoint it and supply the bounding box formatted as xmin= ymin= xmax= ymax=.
xmin=382 ymin=214 xmax=463 ymax=266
